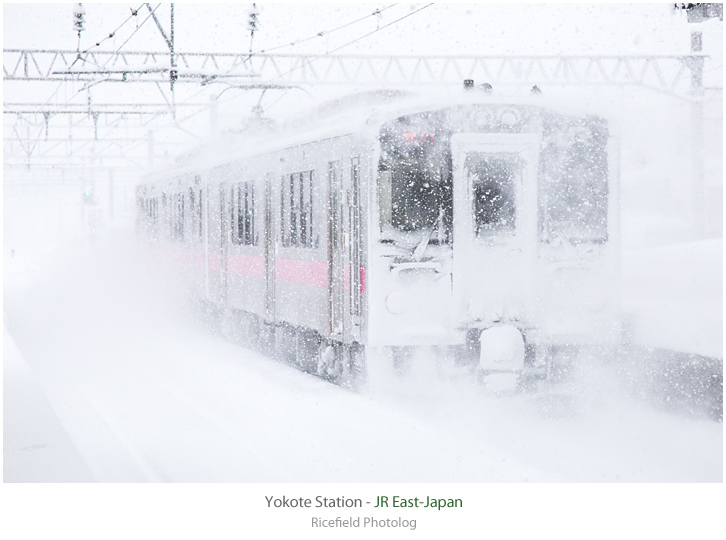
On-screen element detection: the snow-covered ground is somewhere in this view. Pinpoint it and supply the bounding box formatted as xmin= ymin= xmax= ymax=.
xmin=622 ymin=239 xmax=723 ymax=359
xmin=3 ymin=325 xmax=94 ymax=482
xmin=3 ymin=229 xmax=722 ymax=482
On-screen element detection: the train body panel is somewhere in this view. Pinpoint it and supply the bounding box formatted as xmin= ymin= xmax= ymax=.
xmin=137 ymin=91 xmax=621 ymax=380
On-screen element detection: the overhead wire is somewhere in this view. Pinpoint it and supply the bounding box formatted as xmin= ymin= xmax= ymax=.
xmin=216 ymin=4 xmax=399 ymax=102
xmin=16 ymin=4 xmax=164 ymax=157
xmin=180 ymin=3 xmax=399 ymax=130
xmin=71 ymin=4 xmax=145 ymax=68
xmin=58 ymin=4 xmax=425 ymax=131
xmin=260 ymin=3 xmax=435 ymax=113
xmin=326 ymin=3 xmax=433 ymax=54
xmin=254 ymin=4 xmax=398 ymax=55
xmin=48 ymin=3 xmax=399 ymax=125
xmin=102 ymin=4 xmax=161 ymax=68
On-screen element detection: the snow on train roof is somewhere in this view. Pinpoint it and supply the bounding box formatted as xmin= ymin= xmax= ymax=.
xmin=141 ymin=87 xmax=602 ymax=185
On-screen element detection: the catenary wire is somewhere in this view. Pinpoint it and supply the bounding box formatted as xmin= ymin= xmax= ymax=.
xmin=254 ymin=4 xmax=398 ymax=55
xmin=260 ymin=3 xmax=435 ymax=113
xmin=71 ymin=4 xmax=145 ymax=68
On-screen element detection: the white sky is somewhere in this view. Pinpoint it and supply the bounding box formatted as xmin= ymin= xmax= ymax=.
xmin=2 ymin=2 xmax=722 ymax=57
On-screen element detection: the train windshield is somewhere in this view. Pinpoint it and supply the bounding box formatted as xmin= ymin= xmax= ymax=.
xmin=539 ymin=117 xmax=609 ymax=244
xmin=377 ymin=112 xmax=452 ymax=247
xmin=465 ymin=152 xmax=522 ymax=238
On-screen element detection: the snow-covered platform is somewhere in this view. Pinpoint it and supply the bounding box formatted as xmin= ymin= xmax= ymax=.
xmin=4 ymin=324 xmax=95 ymax=482
xmin=622 ymin=239 xmax=723 ymax=359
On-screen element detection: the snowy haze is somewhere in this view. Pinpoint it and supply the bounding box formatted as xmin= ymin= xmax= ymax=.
xmin=3 ymin=0 xmax=722 ymax=494
xmin=4 ymin=231 xmax=721 ymax=482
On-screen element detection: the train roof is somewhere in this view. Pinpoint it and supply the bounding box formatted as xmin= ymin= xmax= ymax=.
xmin=141 ymin=87 xmax=604 ymax=185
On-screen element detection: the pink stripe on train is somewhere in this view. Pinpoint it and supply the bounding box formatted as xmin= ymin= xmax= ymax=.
xmin=275 ymin=258 xmax=329 ymax=288
xmin=227 ymin=253 xmax=265 ymax=278
xmin=204 ymin=252 xmax=366 ymax=294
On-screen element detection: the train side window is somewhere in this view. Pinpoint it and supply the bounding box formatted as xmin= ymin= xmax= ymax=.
xmin=351 ymin=158 xmax=360 ymax=207
xmin=177 ymin=192 xmax=185 ymax=241
xmin=197 ymin=188 xmax=203 ymax=239
xmin=290 ymin=173 xmax=300 ymax=247
xmin=280 ymin=175 xmax=288 ymax=247
xmin=231 ymin=186 xmax=238 ymax=244
xmin=168 ymin=192 xmax=185 ymax=241
xmin=189 ymin=188 xmax=196 ymax=240
xmin=231 ymin=182 xmax=256 ymax=246
xmin=161 ymin=193 xmax=168 ymax=236
xmin=301 ymin=171 xmax=313 ymax=248
xmin=246 ymin=183 xmax=255 ymax=245
xmin=147 ymin=198 xmax=158 ymax=235
xmin=281 ymin=170 xmax=315 ymax=248
xmin=181 ymin=193 xmax=186 ymax=241
xmin=151 ymin=198 xmax=158 ymax=232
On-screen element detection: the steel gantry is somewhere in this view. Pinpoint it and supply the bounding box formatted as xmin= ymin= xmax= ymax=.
xmin=5 ymin=49 xmax=714 ymax=170
xmin=4 ymin=49 xmax=711 ymax=95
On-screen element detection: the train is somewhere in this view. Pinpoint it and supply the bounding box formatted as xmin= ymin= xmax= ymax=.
xmin=136 ymin=85 xmax=621 ymax=387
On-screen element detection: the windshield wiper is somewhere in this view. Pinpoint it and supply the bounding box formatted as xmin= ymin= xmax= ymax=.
xmin=411 ymin=207 xmax=444 ymax=262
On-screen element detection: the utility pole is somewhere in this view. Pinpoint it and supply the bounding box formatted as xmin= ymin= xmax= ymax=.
xmin=689 ymin=28 xmax=705 ymax=238
xmin=146 ymin=3 xmax=176 ymax=120
xmin=170 ymin=4 xmax=176 ymax=94
xmin=675 ymin=3 xmax=722 ymax=238
xmin=248 ymin=4 xmax=259 ymax=57
xmin=170 ymin=3 xmax=176 ymax=121
xmin=73 ymin=3 xmax=85 ymax=53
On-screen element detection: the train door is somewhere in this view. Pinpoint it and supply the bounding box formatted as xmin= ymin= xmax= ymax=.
xmin=328 ymin=161 xmax=344 ymax=337
xmin=348 ymin=157 xmax=362 ymax=341
xmin=219 ymin=182 xmax=229 ymax=306
xmin=205 ymin=184 xmax=221 ymax=303
xmin=451 ymin=134 xmax=539 ymax=323
xmin=202 ymin=183 xmax=210 ymax=300
xmin=263 ymin=175 xmax=275 ymax=323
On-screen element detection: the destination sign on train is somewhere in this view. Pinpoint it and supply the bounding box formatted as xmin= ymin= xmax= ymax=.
xmin=401 ymin=132 xmax=435 ymax=145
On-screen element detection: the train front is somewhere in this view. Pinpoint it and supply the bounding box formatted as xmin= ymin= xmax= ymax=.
xmin=367 ymin=99 xmax=621 ymax=379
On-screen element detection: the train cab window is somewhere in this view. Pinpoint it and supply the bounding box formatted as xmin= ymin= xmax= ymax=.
xmin=465 ymin=153 xmax=521 ymax=238
xmin=281 ymin=171 xmax=314 ymax=248
xmin=231 ymin=182 xmax=256 ymax=246
xmin=539 ymin=119 xmax=609 ymax=244
xmin=378 ymin=112 xmax=452 ymax=246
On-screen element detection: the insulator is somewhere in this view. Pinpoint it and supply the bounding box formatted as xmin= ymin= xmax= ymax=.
xmin=73 ymin=3 xmax=85 ymax=33
xmin=248 ymin=3 xmax=260 ymax=32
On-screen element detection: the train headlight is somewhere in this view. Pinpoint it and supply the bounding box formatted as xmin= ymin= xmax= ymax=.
xmin=385 ymin=291 xmax=406 ymax=314
xmin=499 ymin=109 xmax=520 ymax=127
xmin=473 ymin=109 xmax=494 ymax=129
